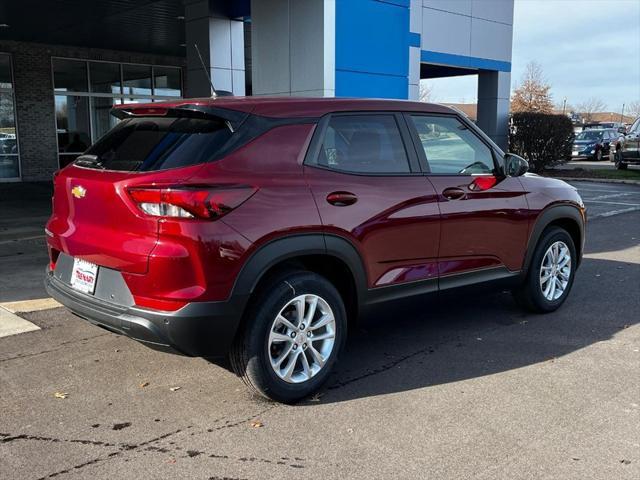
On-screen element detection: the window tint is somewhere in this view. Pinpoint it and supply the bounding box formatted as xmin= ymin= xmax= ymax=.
xmin=317 ymin=115 xmax=410 ymax=173
xmin=410 ymin=115 xmax=495 ymax=175
xmin=84 ymin=117 xmax=232 ymax=172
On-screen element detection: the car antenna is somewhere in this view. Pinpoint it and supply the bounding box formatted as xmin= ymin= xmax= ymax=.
xmin=194 ymin=43 xmax=217 ymax=98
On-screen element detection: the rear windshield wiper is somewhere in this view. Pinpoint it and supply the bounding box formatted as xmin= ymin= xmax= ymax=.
xmin=74 ymin=154 xmax=105 ymax=169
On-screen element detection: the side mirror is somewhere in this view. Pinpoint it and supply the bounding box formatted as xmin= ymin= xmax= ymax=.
xmin=503 ymin=153 xmax=529 ymax=177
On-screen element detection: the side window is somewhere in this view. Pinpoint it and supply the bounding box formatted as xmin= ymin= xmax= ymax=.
xmin=410 ymin=115 xmax=495 ymax=175
xmin=316 ymin=114 xmax=411 ymax=174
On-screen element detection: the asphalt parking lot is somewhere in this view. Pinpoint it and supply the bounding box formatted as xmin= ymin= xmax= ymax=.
xmin=1 ymin=180 xmax=639 ymax=479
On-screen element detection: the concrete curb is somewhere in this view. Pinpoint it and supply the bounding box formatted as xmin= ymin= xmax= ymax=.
xmin=548 ymin=177 xmax=640 ymax=186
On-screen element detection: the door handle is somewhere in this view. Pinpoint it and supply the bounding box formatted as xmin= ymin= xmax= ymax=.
xmin=442 ymin=187 xmax=466 ymax=200
xmin=327 ymin=191 xmax=358 ymax=206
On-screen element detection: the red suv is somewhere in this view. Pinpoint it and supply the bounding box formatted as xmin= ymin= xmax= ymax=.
xmin=45 ymin=97 xmax=586 ymax=402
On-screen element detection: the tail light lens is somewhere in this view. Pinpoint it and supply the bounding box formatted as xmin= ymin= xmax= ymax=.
xmin=127 ymin=185 xmax=257 ymax=220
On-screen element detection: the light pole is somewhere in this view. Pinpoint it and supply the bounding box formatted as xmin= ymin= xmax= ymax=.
xmin=620 ymin=103 xmax=625 ymax=123
xmin=562 ymin=98 xmax=567 ymax=115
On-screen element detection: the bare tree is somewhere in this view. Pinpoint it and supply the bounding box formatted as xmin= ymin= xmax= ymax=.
xmin=576 ymin=97 xmax=607 ymax=122
xmin=511 ymin=61 xmax=554 ymax=114
xmin=555 ymin=100 xmax=574 ymax=115
xmin=627 ymin=100 xmax=640 ymax=119
xmin=419 ymin=81 xmax=435 ymax=103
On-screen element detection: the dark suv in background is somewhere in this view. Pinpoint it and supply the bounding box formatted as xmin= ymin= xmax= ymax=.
xmin=612 ymin=116 xmax=640 ymax=169
xmin=45 ymin=97 xmax=585 ymax=402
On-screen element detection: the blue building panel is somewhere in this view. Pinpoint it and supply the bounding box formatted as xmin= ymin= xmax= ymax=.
xmin=336 ymin=70 xmax=410 ymax=99
xmin=335 ymin=0 xmax=410 ymax=98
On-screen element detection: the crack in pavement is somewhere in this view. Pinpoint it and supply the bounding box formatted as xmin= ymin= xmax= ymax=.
xmin=212 ymin=404 xmax=279 ymax=431
xmin=31 ymin=429 xmax=184 ymax=480
xmin=327 ymin=318 xmax=517 ymax=391
xmin=4 ymin=405 xmax=286 ymax=478
xmin=0 ymin=333 xmax=110 ymax=363
xmin=0 ymin=432 xmax=134 ymax=449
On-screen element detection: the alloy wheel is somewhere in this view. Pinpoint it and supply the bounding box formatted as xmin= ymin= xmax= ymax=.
xmin=539 ymin=241 xmax=572 ymax=301
xmin=267 ymin=294 xmax=336 ymax=384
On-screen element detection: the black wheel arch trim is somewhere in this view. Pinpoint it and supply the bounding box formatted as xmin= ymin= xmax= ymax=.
xmin=523 ymin=203 xmax=585 ymax=275
xmin=231 ymin=233 xmax=369 ymax=311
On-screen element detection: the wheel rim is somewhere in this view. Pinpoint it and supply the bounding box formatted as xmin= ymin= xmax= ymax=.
xmin=267 ymin=294 xmax=336 ymax=384
xmin=539 ymin=241 xmax=572 ymax=301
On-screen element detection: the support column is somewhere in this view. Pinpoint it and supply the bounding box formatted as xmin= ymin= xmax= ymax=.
xmin=250 ymin=0 xmax=334 ymax=97
xmin=477 ymin=70 xmax=511 ymax=151
xmin=408 ymin=0 xmax=423 ymax=100
xmin=184 ymin=0 xmax=245 ymax=97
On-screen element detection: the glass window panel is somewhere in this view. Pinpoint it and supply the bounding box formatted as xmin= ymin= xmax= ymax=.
xmin=410 ymin=115 xmax=495 ymax=175
xmin=55 ymin=95 xmax=91 ymax=154
xmin=53 ymin=59 xmax=88 ymax=93
xmin=0 ymin=155 xmax=19 ymax=178
xmin=0 ymin=55 xmax=12 ymax=89
xmin=0 ymin=92 xmax=17 ymax=145
xmin=153 ymin=66 xmax=181 ymax=97
xmin=122 ymin=64 xmax=152 ymax=96
xmin=124 ymin=98 xmax=154 ymax=104
xmin=89 ymin=61 xmax=121 ymax=94
xmin=91 ymin=97 xmax=121 ymax=142
xmin=318 ymin=115 xmax=410 ymax=173
xmin=87 ymin=116 xmax=232 ymax=172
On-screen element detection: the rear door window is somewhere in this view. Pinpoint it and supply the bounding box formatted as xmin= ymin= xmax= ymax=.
xmin=314 ymin=114 xmax=411 ymax=174
xmin=82 ymin=116 xmax=232 ymax=171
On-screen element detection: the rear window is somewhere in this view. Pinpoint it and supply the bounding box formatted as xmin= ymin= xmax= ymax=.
xmin=81 ymin=116 xmax=232 ymax=171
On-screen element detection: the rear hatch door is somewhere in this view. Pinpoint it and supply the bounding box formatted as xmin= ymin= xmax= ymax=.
xmin=47 ymin=112 xmax=235 ymax=274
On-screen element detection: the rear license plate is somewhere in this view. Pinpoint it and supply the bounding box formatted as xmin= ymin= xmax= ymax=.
xmin=70 ymin=258 xmax=99 ymax=294
xmin=572 ymin=151 xmax=579 ymax=156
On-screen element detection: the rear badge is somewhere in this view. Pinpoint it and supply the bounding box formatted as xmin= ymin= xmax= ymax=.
xmin=71 ymin=185 xmax=86 ymax=199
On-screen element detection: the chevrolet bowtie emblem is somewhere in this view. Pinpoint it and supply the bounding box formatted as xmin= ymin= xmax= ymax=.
xmin=71 ymin=185 xmax=86 ymax=199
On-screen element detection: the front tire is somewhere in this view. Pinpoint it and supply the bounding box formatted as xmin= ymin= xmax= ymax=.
xmin=595 ymin=149 xmax=603 ymax=161
xmin=229 ymin=270 xmax=347 ymax=403
xmin=514 ymin=227 xmax=577 ymax=313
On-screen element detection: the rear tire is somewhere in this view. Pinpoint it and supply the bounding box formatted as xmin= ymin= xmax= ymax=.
xmin=513 ymin=227 xmax=577 ymax=313
xmin=229 ymin=270 xmax=347 ymax=403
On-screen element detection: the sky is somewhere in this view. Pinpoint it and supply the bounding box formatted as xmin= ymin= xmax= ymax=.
xmin=423 ymin=0 xmax=640 ymax=113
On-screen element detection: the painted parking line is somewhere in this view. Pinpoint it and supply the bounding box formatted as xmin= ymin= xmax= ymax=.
xmin=0 ymin=298 xmax=61 ymax=313
xmin=590 ymin=206 xmax=640 ymax=219
xmin=586 ymin=200 xmax=640 ymax=206
xmin=588 ymin=192 xmax=636 ymax=200
xmin=0 ymin=306 xmax=40 ymax=339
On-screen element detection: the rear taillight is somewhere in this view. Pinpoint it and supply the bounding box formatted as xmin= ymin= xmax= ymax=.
xmin=127 ymin=186 xmax=257 ymax=220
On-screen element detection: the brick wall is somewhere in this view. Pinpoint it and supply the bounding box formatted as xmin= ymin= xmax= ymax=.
xmin=0 ymin=40 xmax=185 ymax=182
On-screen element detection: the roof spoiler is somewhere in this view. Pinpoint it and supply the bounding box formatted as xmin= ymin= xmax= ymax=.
xmin=110 ymin=104 xmax=249 ymax=132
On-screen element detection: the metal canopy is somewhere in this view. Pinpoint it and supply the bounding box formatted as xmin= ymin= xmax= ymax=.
xmin=0 ymin=0 xmax=187 ymax=56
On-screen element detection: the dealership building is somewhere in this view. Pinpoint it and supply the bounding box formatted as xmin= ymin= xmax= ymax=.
xmin=0 ymin=0 xmax=513 ymax=182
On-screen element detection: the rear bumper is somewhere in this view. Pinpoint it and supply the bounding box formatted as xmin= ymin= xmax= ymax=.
xmin=45 ymin=267 xmax=247 ymax=358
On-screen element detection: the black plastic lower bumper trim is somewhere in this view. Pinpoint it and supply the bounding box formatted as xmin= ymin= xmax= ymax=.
xmin=45 ymin=269 xmax=247 ymax=357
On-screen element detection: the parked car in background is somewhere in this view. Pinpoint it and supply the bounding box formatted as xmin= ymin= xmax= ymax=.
xmin=612 ymin=117 xmax=640 ymax=169
xmin=571 ymin=129 xmax=618 ymax=161
xmin=45 ymin=97 xmax=585 ymax=402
